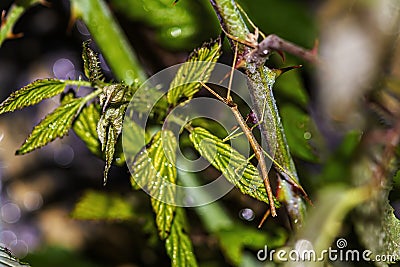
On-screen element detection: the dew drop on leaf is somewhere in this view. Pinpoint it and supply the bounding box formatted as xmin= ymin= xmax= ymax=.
xmin=303 ymin=131 xmax=312 ymax=140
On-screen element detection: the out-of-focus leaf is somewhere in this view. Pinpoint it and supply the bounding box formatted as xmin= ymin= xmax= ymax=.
xmin=16 ymin=97 xmax=86 ymax=155
xmin=24 ymin=246 xmax=101 ymax=267
xmin=167 ymin=38 xmax=222 ymax=106
xmin=292 ymin=185 xmax=370 ymax=267
xmin=189 ymin=127 xmax=279 ymax=205
xmin=71 ymin=190 xmax=134 ymax=221
xmin=130 ymin=85 xmax=168 ymax=122
xmin=275 ymin=69 xmax=308 ymax=108
xmin=280 ymin=104 xmax=318 ymax=162
xmin=0 ymin=246 xmax=30 ymax=267
xmin=82 ymin=40 xmax=104 ymax=83
xmin=165 ymin=208 xmax=198 ymax=267
xmin=355 ymin=185 xmax=400 ymax=266
xmin=73 ymin=102 xmax=101 ymax=156
xmin=240 ymin=0 xmax=317 ymax=48
xmin=122 ymin=117 xmax=149 ymax=158
xmin=318 ymin=131 xmax=361 ymax=185
xmin=129 ymin=130 xmax=178 ymax=239
xmin=0 ymin=79 xmax=65 ymax=114
xmin=110 ymin=0 xmax=216 ymax=49
xmin=218 ymin=225 xmax=285 ymax=266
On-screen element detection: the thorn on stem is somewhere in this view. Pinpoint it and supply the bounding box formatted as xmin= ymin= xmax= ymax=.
xmin=258 ymin=209 xmax=271 ymax=228
xmin=276 ymin=50 xmax=286 ymax=62
xmin=278 ymin=65 xmax=302 ymax=75
xmin=6 ymin=32 xmax=23 ymax=39
xmin=39 ymin=0 xmax=52 ymax=7
xmin=1 ymin=10 xmax=6 ymax=27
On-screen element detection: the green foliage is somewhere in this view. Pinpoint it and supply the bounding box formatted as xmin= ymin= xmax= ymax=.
xmin=73 ymin=102 xmax=102 ymax=156
xmin=110 ymin=0 xmax=217 ymax=49
xmin=129 ymin=130 xmax=178 ymax=240
xmin=25 ymin=246 xmax=101 ymax=267
xmin=71 ymin=190 xmax=134 ymax=220
xmin=217 ymin=225 xmax=282 ymax=265
xmin=165 ymin=208 xmax=198 ymax=267
xmin=239 ymin=0 xmax=317 ymax=47
xmin=280 ymin=104 xmax=318 ymax=162
xmin=167 ymin=38 xmax=222 ymax=106
xmin=0 ymin=79 xmax=66 ymax=114
xmin=355 ymin=183 xmax=400 ymax=266
xmin=189 ymin=127 xmax=278 ymax=205
xmin=16 ymin=96 xmax=87 ymax=155
xmin=0 ymin=246 xmax=30 ymax=267
xmin=122 ymin=118 xmax=149 ymax=157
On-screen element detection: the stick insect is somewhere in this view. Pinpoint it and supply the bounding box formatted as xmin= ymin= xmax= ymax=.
xmin=205 ymin=2 xmax=317 ymax=227
xmin=199 ymin=63 xmax=309 ymax=226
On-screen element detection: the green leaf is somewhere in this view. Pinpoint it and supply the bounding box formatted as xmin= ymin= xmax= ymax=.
xmin=165 ymin=208 xmax=198 ymax=267
xmin=167 ymin=38 xmax=222 ymax=106
xmin=110 ymin=0 xmax=216 ymax=50
xmin=82 ymin=40 xmax=104 ymax=83
xmin=122 ymin=117 xmax=149 ymax=157
xmin=275 ymin=68 xmax=309 ymax=108
xmin=73 ymin=102 xmax=102 ymax=156
xmin=0 ymin=246 xmax=30 ymax=267
xmin=97 ymin=104 xmax=127 ymax=185
xmin=0 ymin=79 xmax=65 ymax=114
xmin=355 ymin=187 xmax=400 ymax=265
xmin=189 ymin=127 xmax=278 ymax=205
xmin=71 ymin=190 xmax=134 ymax=221
xmin=280 ymin=104 xmax=319 ymax=162
xmin=218 ymin=225 xmax=285 ymax=265
xmin=128 ymin=130 xmax=178 ymax=239
xmin=16 ymin=97 xmax=86 ymax=155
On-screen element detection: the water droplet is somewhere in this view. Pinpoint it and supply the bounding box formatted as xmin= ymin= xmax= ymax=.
xmin=239 ymin=208 xmax=255 ymax=221
xmin=169 ymin=27 xmax=182 ymax=38
xmin=303 ymin=131 xmax=312 ymax=140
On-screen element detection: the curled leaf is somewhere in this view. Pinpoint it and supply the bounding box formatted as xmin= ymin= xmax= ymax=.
xmin=97 ymin=104 xmax=126 ymax=185
xmin=82 ymin=40 xmax=104 ymax=83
